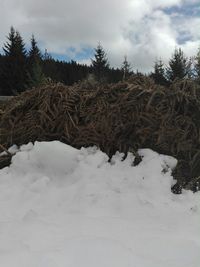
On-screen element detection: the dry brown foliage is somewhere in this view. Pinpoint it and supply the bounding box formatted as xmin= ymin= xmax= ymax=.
xmin=1 ymin=76 xmax=200 ymax=191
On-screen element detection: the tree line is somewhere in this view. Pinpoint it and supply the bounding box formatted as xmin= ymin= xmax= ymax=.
xmin=0 ymin=27 xmax=200 ymax=95
xmin=150 ymin=48 xmax=200 ymax=87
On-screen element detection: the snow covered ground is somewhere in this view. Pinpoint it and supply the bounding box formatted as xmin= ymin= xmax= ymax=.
xmin=0 ymin=141 xmax=199 ymax=267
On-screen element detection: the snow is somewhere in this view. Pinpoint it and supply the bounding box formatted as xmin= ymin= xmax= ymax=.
xmin=0 ymin=141 xmax=199 ymax=267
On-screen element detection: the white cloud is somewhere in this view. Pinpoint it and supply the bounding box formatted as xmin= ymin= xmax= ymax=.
xmin=0 ymin=0 xmax=199 ymax=72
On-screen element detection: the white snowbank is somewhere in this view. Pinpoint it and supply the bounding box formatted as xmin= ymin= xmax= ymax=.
xmin=0 ymin=141 xmax=199 ymax=267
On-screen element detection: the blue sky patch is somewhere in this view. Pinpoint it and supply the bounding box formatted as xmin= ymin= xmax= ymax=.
xmin=163 ymin=2 xmax=200 ymax=17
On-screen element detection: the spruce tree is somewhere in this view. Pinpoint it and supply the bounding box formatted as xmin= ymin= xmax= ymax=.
xmin=27 ymin=35 xmax=45 ymax=88
xmin=3 ymin=26 xmax=16 ymax=57
xmin=28 ymin=35 xmax=41 ymax=64
xmin=27 ymin=61 xmax=46 ymax=88
xmin=0 ymin=53 xmax=3 ymax=95
xmin=194 ymin=47 xmax=200 ymax=84
xmin=91 ymin=43 xmax=109 ymax=83
xmin=151 ymin=59 xmax=168 ymax=86
xmin=1 ymin=27 xmax=27 ymax=94
xmin=121 ymin=55 xmax=132 ymax=80
xmin=166 ymin=48 xmax=191 ymax=82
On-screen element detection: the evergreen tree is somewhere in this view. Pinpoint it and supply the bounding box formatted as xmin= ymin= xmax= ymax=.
xmin=43 ymin=49 xmax=52 ymax=60
xmin=194 ymin=47 xmax=200 ymax=84
xmin=27 ymin=35 xmax=45 ymax=88
xmin=166 ymin=48 xmax=191 ymax=82
xmin=1 ymin=27 xmax=27 ymax=95
xmin=27 ymin=61 xmax=46 ymax=88
xmin=28 ymin=35 xmax=41 ymax=64
xmin=0 ymin=53 xmax=4 ymax=95
xmin=3 ymin=26 xmax=16 ymax=57
xmin=91 ymin=43 xmax=109 ymax=82
xmin=121 ymin=55 xmax=132 ymax=80
xmin=151 ymin=59 xmax=168 ymax=86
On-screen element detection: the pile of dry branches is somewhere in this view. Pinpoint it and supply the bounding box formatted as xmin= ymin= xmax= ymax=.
xmin=1 ymin=76 xmax=200 ymax=191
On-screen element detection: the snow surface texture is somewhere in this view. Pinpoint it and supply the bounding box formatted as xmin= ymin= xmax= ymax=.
xmin=0 ymin=141 xmax=199 ymax=267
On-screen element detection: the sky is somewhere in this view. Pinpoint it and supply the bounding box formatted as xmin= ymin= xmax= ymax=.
xmin=0 ymin=0 xmax=199 ymax=73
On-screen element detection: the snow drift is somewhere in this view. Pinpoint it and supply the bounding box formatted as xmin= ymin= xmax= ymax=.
xmin=0 ymin=141 xmax=199 ymax=267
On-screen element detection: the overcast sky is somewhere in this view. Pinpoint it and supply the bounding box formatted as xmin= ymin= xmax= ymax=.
xmin=0 ymin=0 xmax=199 ymax=72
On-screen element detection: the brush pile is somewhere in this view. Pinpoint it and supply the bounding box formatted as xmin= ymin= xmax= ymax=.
xmin=1 ymin=76 xmax=200 ymax=192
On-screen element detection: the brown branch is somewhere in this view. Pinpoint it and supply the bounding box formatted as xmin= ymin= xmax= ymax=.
xmin=0 ymin=144 xmax=12 ymax=157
